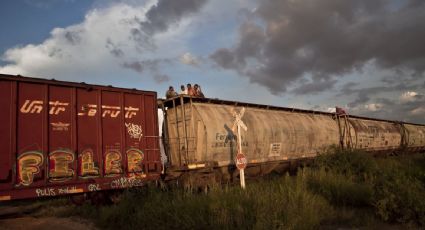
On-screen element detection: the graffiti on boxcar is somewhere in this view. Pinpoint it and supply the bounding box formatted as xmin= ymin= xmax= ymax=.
xmin=20 ymin=100 xmax=43 ymax=114
xmin=105 ymin=150 xmax=123 ymax=175
xmin=36 ymin=188 xmax=55 ymax=197
xmin=125 ymin=106 xmax=139 ymax=118
xmin=110 ymin=177 xmax=143 ymax=189
xmin=17 ymin=151 xmax=44 ymax=186
xmin=125 ymin=123 xmax=143 ymax=141
xmin=35 ymin=186 xmax=81 ymax=197
xmin=127 ymin=148 xmax=144 ymax=173
xmin=49 ymin=150 xmax=75 ymax=182
xmin=79 ymin=149 xmax=100 ymax=177
xmin=88 ymin=183 xmax=101 ymax=192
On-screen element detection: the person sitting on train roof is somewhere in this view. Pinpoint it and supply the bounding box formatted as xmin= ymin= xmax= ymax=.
xmin=180 ymin=85 xmax=187 ymax=95
xmin=194 ymin=84 xmax=205 ymax=98
xmin=166 ymin=86 xmax=178 ymax=99
xmin=187 ymin=83 xmax=195 ymax=96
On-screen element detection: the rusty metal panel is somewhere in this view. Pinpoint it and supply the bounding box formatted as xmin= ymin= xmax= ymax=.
xmin=0 ymin=74 xmax=161 ymax=201
xmin=404 ymin=124 xmax=425 ymax=148
xmin=166 ymin=102 xmax=340 ymax=168
xmin=77 ymin=88 xmax=103 ymax=178
xmin=348 ymin=118 xmax=401 ymax=150
xmin=17 ymin=82 xmax=48 ymax=188
xmin=124 ymin=93 xmax=145 ymax=175
xmin=48 ymin=86 xmax=76 ymax=183
xmin=101 ymin=91 xmax=125 ymax=176
xmin=0 ymin=81 xmax=16 ymax=189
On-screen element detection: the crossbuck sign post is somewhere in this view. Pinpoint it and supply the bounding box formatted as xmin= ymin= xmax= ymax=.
xmin=232 ymin=107 xmax=247 ymax=189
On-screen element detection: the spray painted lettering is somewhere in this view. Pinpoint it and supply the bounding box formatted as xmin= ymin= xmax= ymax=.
xmin=35 ymin=186 xmax=81 ymax=197
xmin=127 ymin=149 xmax=144 ymax=173
xmin=79 ymin=149 xmax=99 ymax=177
xmin=105 ymin=150 xmax=123 ymax=175
xmin=125 ymin=123 xmax=143 ymax=141
xmin=49 ymin=150 xmax=75 ymax=182
xmin=110 ymin=177 xmax=143 ymax=189
xmin=88 ymin=184 xmax=101 ymax=192
xmin=17 ymin=151 xmax=44 ymax=186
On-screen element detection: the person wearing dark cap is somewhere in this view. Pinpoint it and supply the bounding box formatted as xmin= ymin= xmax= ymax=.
xmin=166 ymin=86 xmax=178 ymax=99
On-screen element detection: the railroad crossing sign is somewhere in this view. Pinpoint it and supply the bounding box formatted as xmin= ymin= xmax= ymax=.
xmin=232 ymin=107 xmax=247 ymax=189
xmin=235 ymin=152 xmax=247 ymax=170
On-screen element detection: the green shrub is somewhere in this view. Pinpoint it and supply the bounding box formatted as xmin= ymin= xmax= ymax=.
xmin=373 ymin=159 xmax=425 ymax=225
xmin=314 ymin=148 xmax=378 ymax=181
xmin=306 ymin=168 xmax=373 ymax=207
xmin=64 ymin=175 xmax=332 ymax=230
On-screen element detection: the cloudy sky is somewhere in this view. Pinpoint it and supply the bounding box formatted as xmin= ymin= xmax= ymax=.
xmin=1 ymin=0 xmax=424 ymax=124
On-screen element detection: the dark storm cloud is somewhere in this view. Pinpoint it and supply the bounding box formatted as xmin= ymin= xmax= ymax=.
xmin=105 ymin=38 xmax=124 ymax=58
xmin=123 ymin=59 xmax=163 ymax=73
xmin=358 ymin=96 xmax=425 ymax=124
xmin=338 ymin=82 xmax=425 ymax=123
xmin=210 ymin=0 xmax=425 ymax=95
xmin=127 ymin=0 xmax=207 ymax=49
xmin=154 ymin=74 xmax=170 ymax=83
xmin=292 ymin=79 xmax=337 ymax=95
xmin=121 ymin=0 xmax=207 ymax=82
xmin=141 ymin=0 xmax=208 ymax=35
xmin=122 ymin=59 xmax=172 ymax=83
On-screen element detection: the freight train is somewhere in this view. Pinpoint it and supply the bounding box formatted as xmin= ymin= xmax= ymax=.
xmin=0 ymin=74 xmax=424 ymax=202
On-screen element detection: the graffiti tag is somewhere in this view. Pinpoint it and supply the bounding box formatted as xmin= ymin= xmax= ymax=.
xmin=105 ymin=150 xmax=123 ymax=175
xmin=110 ymin=177 xmax=143 ymax=189
xmin=49 ymin=150 xmax=75 ymax=182
xmin=125 ymin=123 xmax=143 ymax=141
xmin=17 ymin=151 xmax=44 ymax=186
xmin=36 ymin=186 xmax=81 ymax=197
xmin=88 ymin=184 xmax=101 ymax=192
xmin=79 ymin=149 xmax=100 ymax=177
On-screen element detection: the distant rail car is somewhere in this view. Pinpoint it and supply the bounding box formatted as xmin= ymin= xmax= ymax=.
xmin=159 ymin=96 xmax=425 ymax=186
xmin=0 ymin=73 xmax=424 ymax=201
xmin=0 ymin=74 xmax=162 ymax=201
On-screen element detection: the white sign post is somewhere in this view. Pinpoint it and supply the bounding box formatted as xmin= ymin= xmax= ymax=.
xmin=232 ymin=107 xmax=247 ymax=189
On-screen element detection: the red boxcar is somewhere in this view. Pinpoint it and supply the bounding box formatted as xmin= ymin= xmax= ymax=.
xmin=0 ymin=74 xmax=162 ymax=201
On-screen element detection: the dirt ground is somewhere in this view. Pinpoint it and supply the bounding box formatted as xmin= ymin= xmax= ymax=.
xmin=0 ymin=203 xmax=97 ymax=230
xmin=0 ymin=216 xmax=97 ymax=230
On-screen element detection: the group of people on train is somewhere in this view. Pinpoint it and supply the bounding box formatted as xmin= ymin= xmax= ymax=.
xmin=166 ymin=83 xmax=205 ymax=99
